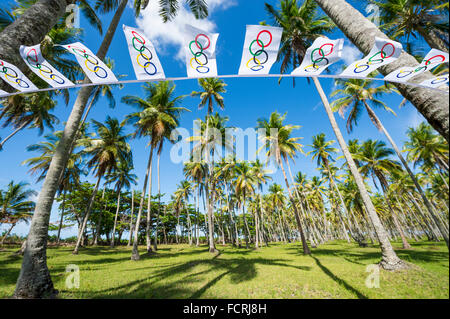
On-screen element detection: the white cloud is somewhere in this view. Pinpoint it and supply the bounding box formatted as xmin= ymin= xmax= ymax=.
xmin=136 ymin=0 xmax=237 ymax=61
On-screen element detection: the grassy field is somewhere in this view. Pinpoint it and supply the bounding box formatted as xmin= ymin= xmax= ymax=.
xmin=0 ymin=241 xmax=448 ymax=299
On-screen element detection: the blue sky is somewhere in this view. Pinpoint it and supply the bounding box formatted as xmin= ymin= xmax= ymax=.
xmin=0 ymin=0 xmax=430 ymax=238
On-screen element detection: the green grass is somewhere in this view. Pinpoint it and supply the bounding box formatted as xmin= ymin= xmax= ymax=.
xmin=0 ymin=240 xmax=448 ymax=299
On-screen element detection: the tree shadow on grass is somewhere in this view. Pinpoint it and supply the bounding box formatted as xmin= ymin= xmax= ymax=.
xmin=311 ymin=256 xmax=368 ymax=299
xmin=64 ymin=256 xmax=311 ymax=299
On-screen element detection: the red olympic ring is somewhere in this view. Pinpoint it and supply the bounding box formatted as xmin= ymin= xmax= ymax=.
xmin=380 ymin=43 xmax=395 ymax=59
xmin=26 ymin=48 xmax=39 ymax=63
xmin=131 ymin=31 xmax=146 ymax=45
xmin=425 ymin=55 xmax=446 ymax=66
xmin=256 ymin=30 xmax=272 ymax=48
xmin=319 ymin=43 xmax=334 ymax=57
xmin=195 ymin=34 xmax=210 ymax=51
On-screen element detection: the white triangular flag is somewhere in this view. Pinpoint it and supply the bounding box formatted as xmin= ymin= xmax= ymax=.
xmin=292 ymin=37 xmax=344 ymax=76
xmin=238 ymin=25 xmax=282 ymax=75
xmin=340 ymin=37 xmax=402 ymax=78
xmin=384 ymin=49 xmax=449 ymax=83
xmin=420 ymin=74 xmax=449 ymax=90
xmin=59 ymin=42 xmax=118 ymax=84
xmin=0 ymin=58 xmax=38 ymax=92
xmin=123 ymin=25 xmax=165 ymax=80
xmin=184 ymin=25 xmax=219 ymax=78
xmin=20 ymin=44 xmax=74 ymax=88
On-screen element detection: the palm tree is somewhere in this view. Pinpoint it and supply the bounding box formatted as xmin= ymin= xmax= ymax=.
xmin=313 ymin=0 xmax=449 ymax=142
xmin=355 ymin=140 xmax=411 ymax=249
xmin=123 ymin=81 xmax=187 ymax=259
xmin=72 ymin=116 xmax=131 ymax=254
xmin=190 ymin=78 xmax=227 ymax=253
xmin=105 ymin=160 xmax=137 ymax=248
xmin=0 ymin=92 xmax=58 ymax=150
xmin=251 ymin=160 xmax=272 ymax=248
xmin=332 ymin=79 xmax=449 ymax=248
xmin=13 ymin=0 xmax=209 ymax=298
xmin=312 ymin=77 xmax=406 ymax=269
xmin=257 ymin=112 xmax=311 ymax=254
xmin=174 ymin=180 xmax=193 ymax=245
xmin=373 ymin=0 xmax=449 ymax=52
xmin=0 ymin=181 xmax=36 ymax=245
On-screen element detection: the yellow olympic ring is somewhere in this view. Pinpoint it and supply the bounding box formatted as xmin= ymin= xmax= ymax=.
xmin=136 ymin=52 xmax=152 ymax=68
xmin=84 ymin=59 xmax=100 ymax=73
xmin=246 ymin=57 xmax=262 ymax=68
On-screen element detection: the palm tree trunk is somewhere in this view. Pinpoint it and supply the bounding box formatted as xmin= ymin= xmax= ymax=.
xmin=0 ymin=122 xmax=29 ymax=150
xmin=1 ymin=223 xmax=16 ymax=245
xmin=312 ymin=77 xmax=406 ymax=270
xmin=110 ymin=189 xmax=122 ymax=248
xmin=56 ymin=188 xmax=66 ymax=245
xmin=279 ymin=157 xmax=311 ymax=254
xmin=73 ymin=174 xmax=102 ymax=254
xmin=128 ymin=190 xmax=135 ymax=247
xmin=14 ymin=0 xmax=128 ymax=298
xmin=313 ymin=0 xmax=449 ymax=142
xmin=415 ymin=25 xmax=448 ymax=53
xmin=364 ymin=102 xmax=449 ymax=249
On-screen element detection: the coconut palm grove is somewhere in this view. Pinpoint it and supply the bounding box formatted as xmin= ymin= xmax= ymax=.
xmin=0 ymin=0 xmax=449 ymax=301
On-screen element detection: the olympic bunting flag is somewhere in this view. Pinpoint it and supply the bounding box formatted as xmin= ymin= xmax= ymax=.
xmin=340 ymin=37 xmax=403 ymax=78
xmin=238 ymin=25 xmax=282 ymax=75
xmin=123 ymin=25 xmax=165 ymax=80
xmin=291 ymin=37 xmax=344 ymax=76
xmin=420 ymin=74 xmax=449 ymax=89
xmin=0 ymin=58 xmax=38 ymax=92
xmin=20 ymin=44 xmax=74 ymax=88
xmin=59 ymin=42 xmax=118 ymax=84
xmin=384 ymin=49 xmax=449 ymax=83
xmin=0 ymin=89 xmax=8 ymax=97
xmin=184 ymin=25 xmax=219 ymax=78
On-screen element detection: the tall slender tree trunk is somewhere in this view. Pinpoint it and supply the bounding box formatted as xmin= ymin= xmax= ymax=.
xmin=312 ymin=77 xmax=406 ymax=270
xmin=73 ymin=174 xmax=103 ymax=254
xmin=56 ymin=188 xmax=66 ymax=245
xmin=364 ymin=103 xmax=449 ymax=249
xmin=132 ymin=147 xmax=154 ymax=260
xmin=145 ymin=145 xmax=155 ymax=253
xmin=313 ymin=0 xmax=449 ymax=142
xmin=0 ymin=121 xmax=29 ymax=150
xmin=14 ymin=0 xmax=128 ymax=298
xmin=279 ymin=157 xmax=311 ymax=254
xmin=110 ymin=188 xmax=122 ymax=248
xmin=128 ymin=190 xmax=135 ymax=247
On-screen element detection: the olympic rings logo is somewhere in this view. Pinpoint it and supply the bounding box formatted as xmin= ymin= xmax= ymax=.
xmin=397 ymin=55 xmax=447 ymax=79
xmin=304 ymin=43 xmax=334 ymax=73
xmin=354 ymin=43 xmax=395 ymax=74
xmin=26 ymin=48 xmax=65 ymax=85
xmin=246 ymin=30 xmax=272 ymax=72
xmin=131 ymin=31 xmax=157 ymax=76
xmin=68 ymin=45 xmax=108 ymax=78
xmin=189 ymin=34 xmax=211 ymax=74
xmin=0 ymin=60 xmax=30 ymax=89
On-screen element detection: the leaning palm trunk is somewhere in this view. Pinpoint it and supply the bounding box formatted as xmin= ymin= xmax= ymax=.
xmin=312 ymin=77 xmax=406 ymax=270
xmin=1 ymin=223 xmax=16 ymax=245
xmin=364 ymin=103 xmax=449 ymax=249
xmin=0 ymin=121 xmax=29 ymax=150
xmin=56 ymin=188 xmax=66 ymax=244
xmin=313 ymin=0 xmax=449 ymax=142
xmin=14 ymin=0 xmax=128 ymax=298
xmin=73 ymin=174 xmax=102 ymax=254
xmin=0 ymin=0 xmax=70 ymax=92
